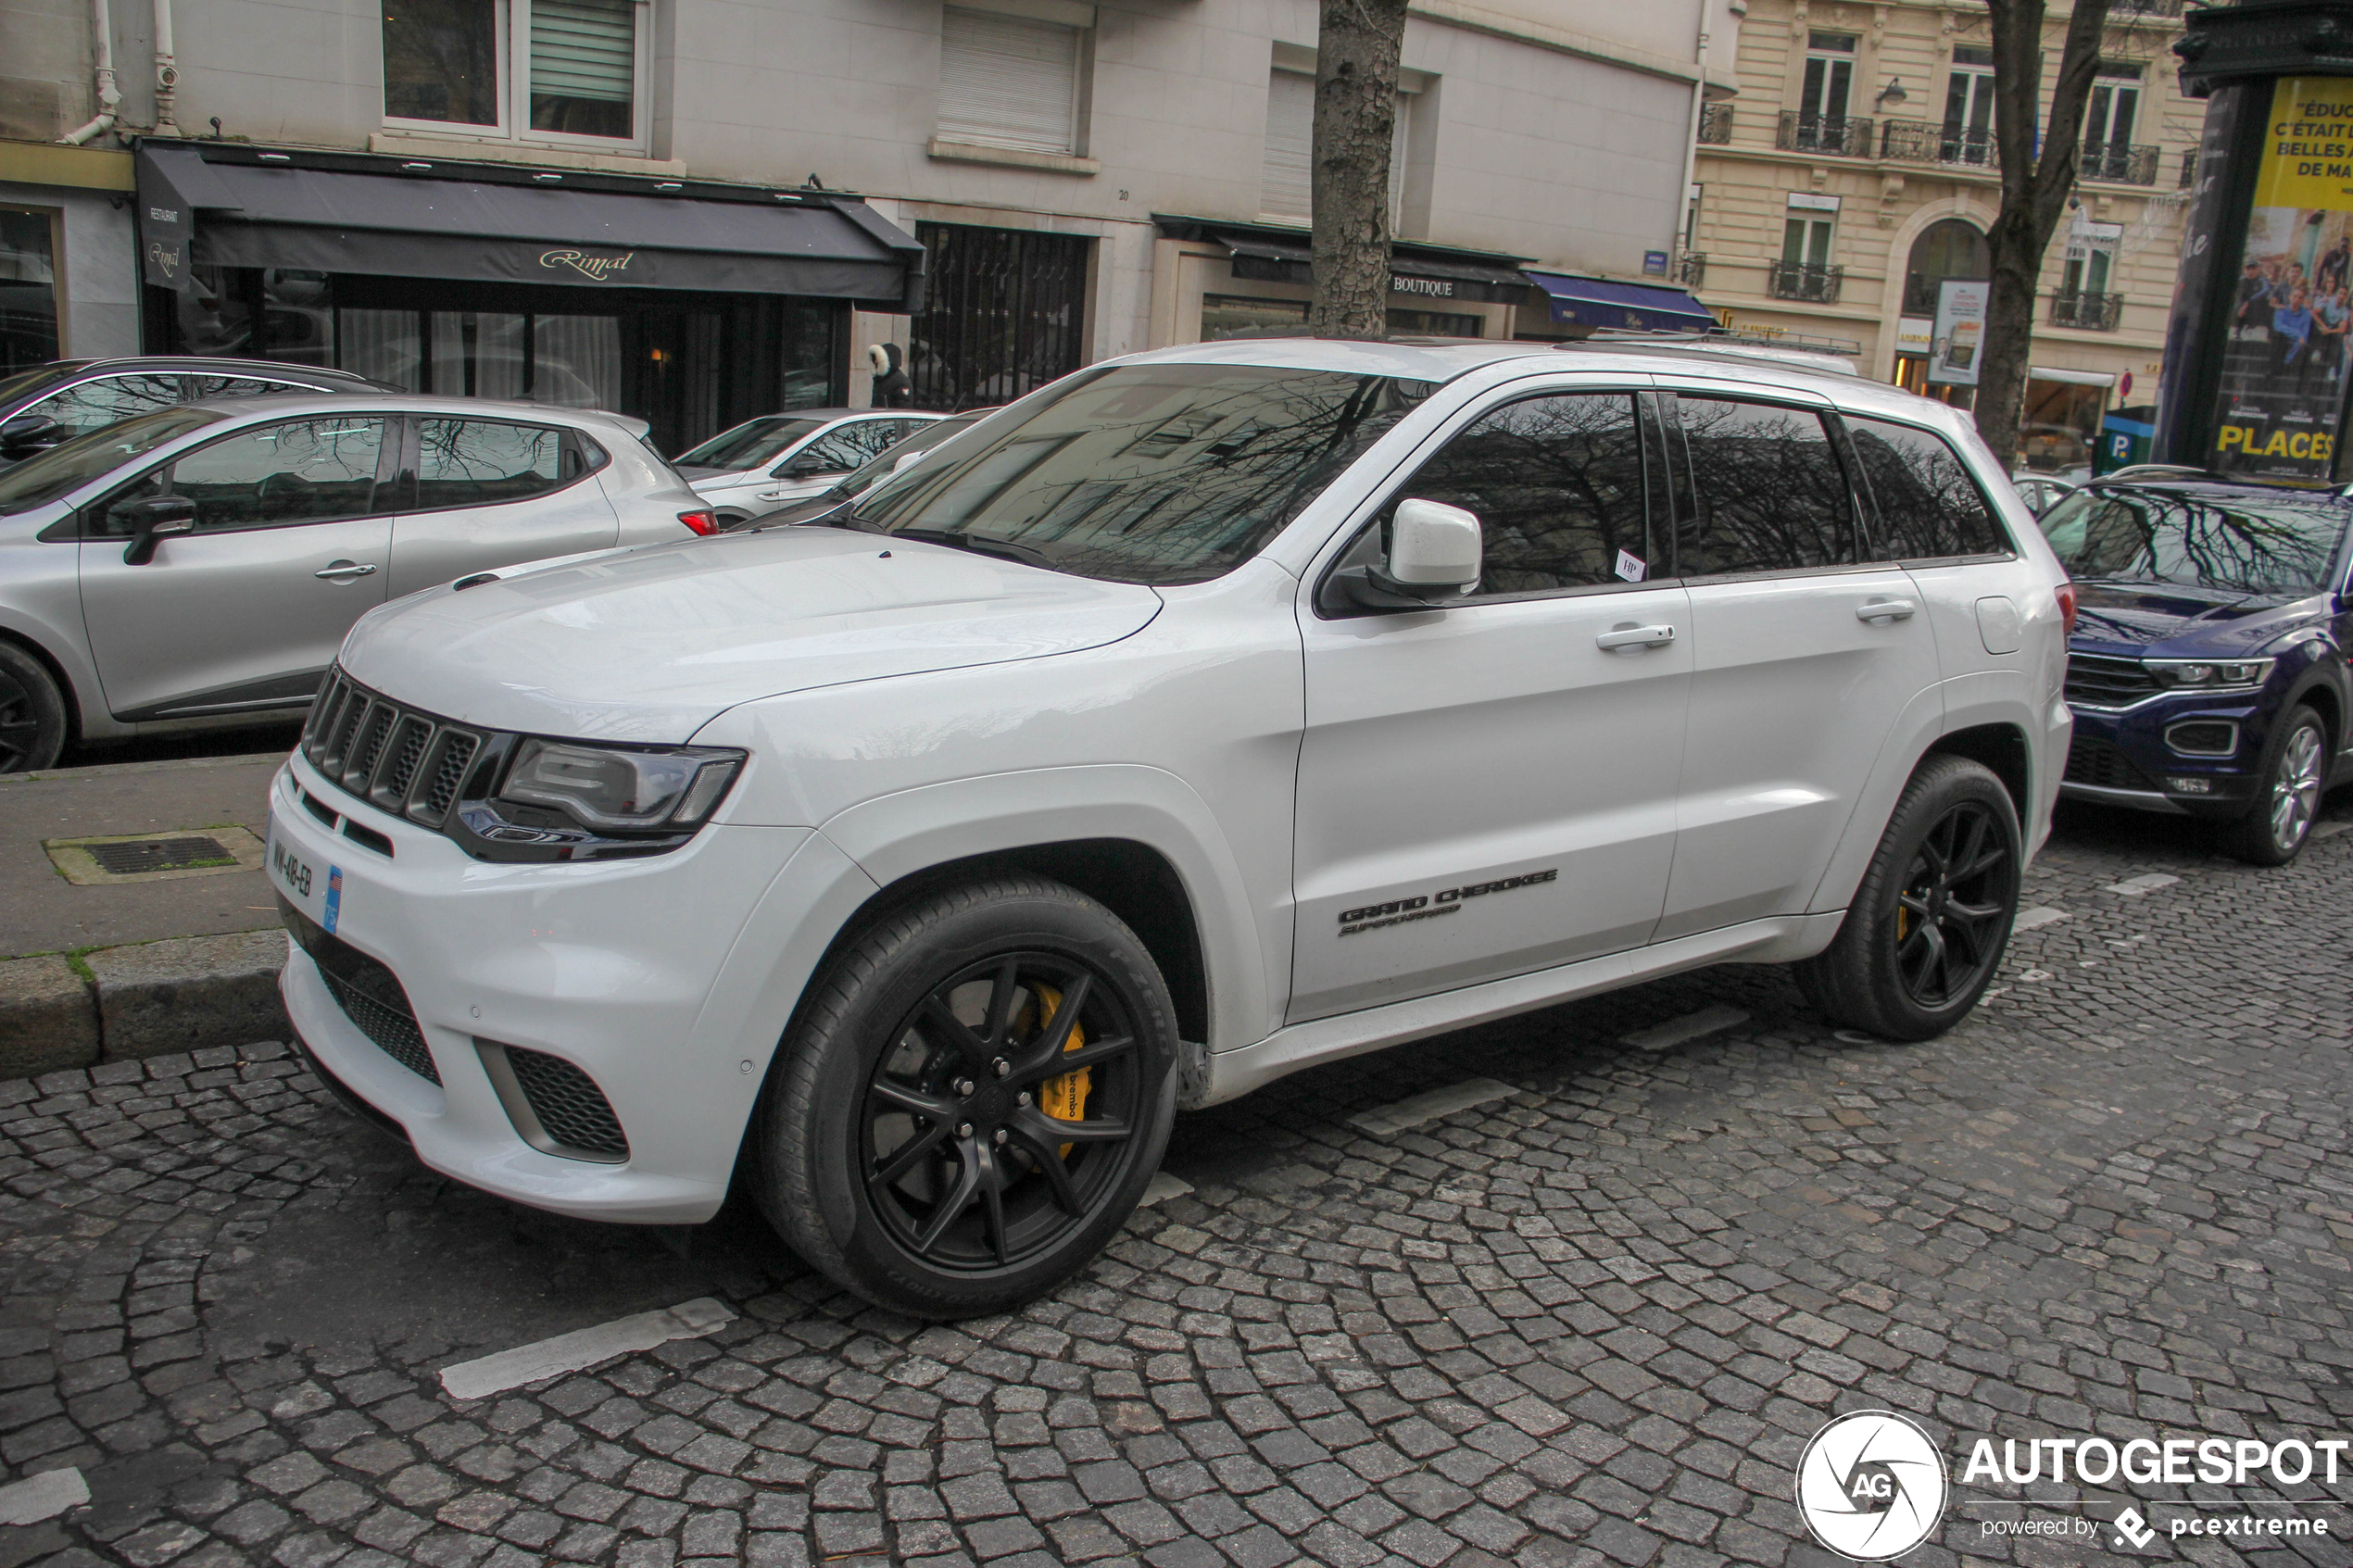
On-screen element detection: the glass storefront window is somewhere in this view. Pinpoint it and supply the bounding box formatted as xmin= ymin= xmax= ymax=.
xmin=1201 ymin=295 xmax=1484 ymax=342
xmin=0 ymin=209 xmax=61 ymax=374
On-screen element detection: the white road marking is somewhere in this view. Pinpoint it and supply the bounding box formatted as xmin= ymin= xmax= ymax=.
xmin=2013 ymin=906 xmax=2069 ymax=932
xmin=1349 ymin=1077 xmax=1516 ymax=1136
xmin=439 ymin=1298 xmax=736 ymax=1400
xmin=1139 ymin=1171 xmax=1194 ymax=1206
xmin=1620 ymin=1004 xmax=1749 ymax=1052
xmin=2103 ymin=872 xmax=2180 ymax=896
xmin=0 ymin=1468 xmax=88 ymax=1526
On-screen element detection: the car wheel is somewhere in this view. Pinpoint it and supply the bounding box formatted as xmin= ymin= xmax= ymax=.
xmin=2219 ymin=706 xmax=2327 ymax=867
xmin=749 ymin=875 xmax=1178 ymax=1318
xmin=0 ymin=642 xmax=67 ymax=774
xmin=1794 ymin=755 xmax=2021 ymax=1042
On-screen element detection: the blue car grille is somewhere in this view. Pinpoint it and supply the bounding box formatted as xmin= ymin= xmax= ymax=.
xmin=2064 ymin=653 xmax=2159 ymax=709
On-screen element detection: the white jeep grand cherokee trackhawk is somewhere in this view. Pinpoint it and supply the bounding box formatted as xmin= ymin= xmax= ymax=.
xmin=266 ymin=338 xmax=2074 ymax=1317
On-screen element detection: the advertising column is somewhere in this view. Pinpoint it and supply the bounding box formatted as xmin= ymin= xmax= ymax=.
xmin=2207 ymin=76 xmax=2353 ymax=480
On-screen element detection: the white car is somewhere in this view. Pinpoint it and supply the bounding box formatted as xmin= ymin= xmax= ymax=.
xmin=675 ymin=408 xmax=944 ymax=523
xmin=266 ymin=339 xmax=2073 ymax=1317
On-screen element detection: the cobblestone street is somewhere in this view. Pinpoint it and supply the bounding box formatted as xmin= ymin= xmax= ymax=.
xmin=1 ymin=800 xmax=2348 ymax=1568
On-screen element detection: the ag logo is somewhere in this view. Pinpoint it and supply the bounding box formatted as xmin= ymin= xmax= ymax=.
xmin=1795 ymin=1411 xmax=1948 ymax=1561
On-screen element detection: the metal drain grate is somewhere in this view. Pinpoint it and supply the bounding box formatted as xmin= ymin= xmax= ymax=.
xmin=84 ymin=836 xmax=237 ymax=875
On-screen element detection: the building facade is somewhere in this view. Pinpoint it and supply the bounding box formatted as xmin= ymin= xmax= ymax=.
xmin=1688 ymin=0 xmax=2197 ymax=473
xmin=3 ymin=0 xmax=1742 ymax=449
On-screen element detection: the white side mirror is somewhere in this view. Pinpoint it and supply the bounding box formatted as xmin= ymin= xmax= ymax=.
xmin=1388 ymin=498 xmax=1482 ymax=590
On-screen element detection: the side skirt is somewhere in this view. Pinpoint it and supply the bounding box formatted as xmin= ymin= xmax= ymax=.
xmin=1194 ymin=911 xmax=1843 ymax=1108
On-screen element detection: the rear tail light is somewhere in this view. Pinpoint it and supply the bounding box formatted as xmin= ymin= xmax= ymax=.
xmin=678 ymin=510 xmax=718 ymax=536
xmin=2055 ymin=580 xmax=2079 ymax=638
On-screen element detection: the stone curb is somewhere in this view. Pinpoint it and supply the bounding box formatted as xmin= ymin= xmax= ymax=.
xmin=0 ymin=927 xmax=287 ymax=1076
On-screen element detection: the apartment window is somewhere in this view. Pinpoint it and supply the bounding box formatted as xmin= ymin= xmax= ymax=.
xmin=1943 ymin=45 xmax=1996 ymax=166
xmin=381 ymin=0 xmax=648 ymax=147
xmin=1783 ymin=213 xmax=1834 ymax=269
xmin=1260 ymin=67 xmax=1413 ymax=224
xmin=1800 ymin=32 xmax=1856 ymax=128
xmin=2088 ymin=62 xmax=2142 ymax=146
xmin=2062 ymin=222 xmax=2123 ymax=296
xmin=937 ymin=7 xmax=1084 ymax=156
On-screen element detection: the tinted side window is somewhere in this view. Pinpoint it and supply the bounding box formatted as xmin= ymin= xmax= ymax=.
xmin=126 ymin=417 xmax=387 ymax=533
xmin=1674 ymin=396 xmax=1854 ymax=575
xmin=1843 ymin=416 xmax=2013 ymax=559
xmin=28 ymin=375 xmax=184 ymax=439
xmin=416 ymin=420 xmax=568 ymax=509
xmin=1390 ymin=393 xmax=1652 ymax=596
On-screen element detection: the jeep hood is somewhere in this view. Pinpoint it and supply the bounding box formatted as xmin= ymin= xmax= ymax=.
xmin=337 ymin=527 xmax=1164 ymax=742
xmin=2068 ymin=580 xmax=2321 ymax=657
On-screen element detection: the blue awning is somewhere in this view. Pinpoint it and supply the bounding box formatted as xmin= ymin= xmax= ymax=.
xmin=1526 ymin=271 xmax=1716 ymax=332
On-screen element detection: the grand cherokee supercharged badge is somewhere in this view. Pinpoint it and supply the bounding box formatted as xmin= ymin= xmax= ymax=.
xmin=1338 ymin=869 xmax=1557 ymax=935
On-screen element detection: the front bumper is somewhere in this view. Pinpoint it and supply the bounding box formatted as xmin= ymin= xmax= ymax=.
xmin=2059 ymin=695 xmax=2264 ymax=818
xmin=267 ymin=751 xmax=816 ymax=1223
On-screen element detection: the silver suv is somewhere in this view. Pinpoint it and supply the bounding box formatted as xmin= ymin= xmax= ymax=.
xmin=0 ymin=394 xmax=711 ymax=771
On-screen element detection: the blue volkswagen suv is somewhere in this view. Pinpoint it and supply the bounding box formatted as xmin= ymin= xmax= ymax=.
xmin=2039 ymin=477 xmax=2351 ymax=864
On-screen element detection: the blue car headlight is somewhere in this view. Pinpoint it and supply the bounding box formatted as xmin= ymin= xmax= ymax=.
xmin=2143 ymin=657 xmax=2272 ymax=693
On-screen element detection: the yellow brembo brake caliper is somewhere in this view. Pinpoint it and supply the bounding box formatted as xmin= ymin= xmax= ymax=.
xmin=1030 ymin=985 xmax=1090 ymax=1158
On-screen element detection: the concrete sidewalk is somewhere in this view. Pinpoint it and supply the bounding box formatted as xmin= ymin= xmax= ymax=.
xmin=0 ymin=751 xmax=294 ymax=1075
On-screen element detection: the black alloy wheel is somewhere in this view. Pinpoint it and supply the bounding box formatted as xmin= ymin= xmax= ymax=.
xmin=861 ymin=952 xmax=1143 ymax=1271
xmin=751 ymin=875 xmax=1177 ymax=1318
xmin=0 ymin=643 xmax=67 ymax=774
xmin=1889 ymin=798 xmax=2016 ymax=1009
xmin=1794 ymin=754 xmax=2022 ymax=1042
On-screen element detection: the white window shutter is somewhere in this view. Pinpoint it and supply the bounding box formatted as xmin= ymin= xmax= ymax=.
xmin=1262 ymin=69 xmax=1411 ymax=224
xmin=531 ymin=0 xmax=636 ymax=105
xmin=939 ymin=8 xmax=1081 ymax=155
xmin=1262 ymin=69 xmax=1314 ymax=220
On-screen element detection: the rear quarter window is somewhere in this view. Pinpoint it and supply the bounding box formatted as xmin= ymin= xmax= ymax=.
xmin=1844 ymin=416 xmax=2015 ymax=561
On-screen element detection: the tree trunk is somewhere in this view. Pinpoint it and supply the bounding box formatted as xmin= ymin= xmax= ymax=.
xmin=1974 ymin=0 xmax=2111 ymax=470
xmin=1309 ymin=0 xmax=1408 ymax=340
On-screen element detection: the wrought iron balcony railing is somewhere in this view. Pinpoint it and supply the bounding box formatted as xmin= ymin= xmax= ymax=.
xmin=2080 ymin=144 xmax=2159 ymax=185
xmin=2050 ymin=290 xmax=2125 ymax=332
xmin=1676 ymin=252 xmax=1705 ymax=288
xmin=1881 ymin=119 xmax=1997 ymax=169
xmin=1778 ymin=110 xmax=1874 ymax=157
xmin=1768 ymin=261 xmax=1843 ymax=305
xmin=2110 ymin=0 xmax=2184 ymax=17
xmin=1698 ymin=103 xmax=1732 ymax=144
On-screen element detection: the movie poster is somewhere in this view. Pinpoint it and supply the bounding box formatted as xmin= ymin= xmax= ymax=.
xmin=2211 ymin=76 xmax=2353 ymax=482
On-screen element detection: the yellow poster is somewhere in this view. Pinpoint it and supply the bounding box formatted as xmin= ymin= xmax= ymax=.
xmin=2210 ymin=77 xmax=2353 ymax=481
xmin=2252 ymin=77 xmax=2353 ymax=210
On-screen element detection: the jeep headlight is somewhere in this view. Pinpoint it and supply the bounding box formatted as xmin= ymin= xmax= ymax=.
xmin=497 ymin=740 xmax=745 ymax=832
xmin=2145 ymin=658 xmax=2272 ymax=691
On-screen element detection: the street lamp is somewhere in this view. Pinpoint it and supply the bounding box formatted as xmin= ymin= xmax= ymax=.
xmin=1876 ymin=79 xmax=1909 ymax=108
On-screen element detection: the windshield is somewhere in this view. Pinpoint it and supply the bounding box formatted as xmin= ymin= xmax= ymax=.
xmin=0 ymin=408 xmax=223 ymax=515
xmin=845 ymin=364 xmax=1433 ymax=584
xmin=0 ymin=365 xmax=74 ymax=407
xmin=2039 ymin=486 xmax=2349 ymax=596
xmin=676 ymin=416 xmax=827 ymax=470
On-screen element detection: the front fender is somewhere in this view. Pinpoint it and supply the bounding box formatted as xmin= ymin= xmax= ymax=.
xmin=818 ymin=764 xmax=1280 ymax=1054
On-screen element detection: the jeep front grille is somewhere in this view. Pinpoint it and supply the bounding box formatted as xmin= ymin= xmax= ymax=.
xmin=303 ymin=670 xmax=490 ymax=830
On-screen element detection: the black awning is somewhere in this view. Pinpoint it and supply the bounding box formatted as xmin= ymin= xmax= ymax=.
xmin=1155 ymin=217 xmax=1538 ymax=307
xmin=135 ymin=144 xmax=925 ymax=309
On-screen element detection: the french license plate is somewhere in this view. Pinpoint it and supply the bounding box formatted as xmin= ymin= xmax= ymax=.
xmin=269 ymin=827 xmax=342 ymax=934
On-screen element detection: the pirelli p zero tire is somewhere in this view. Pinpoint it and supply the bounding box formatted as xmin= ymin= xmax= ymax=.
xmin=750 ymin=875 xmax=1178 ymax=1319
xmin=0 ymin=641 xmax=67 ymax=775
xmin=1794 ymin=755 xmax=2022 ymax=1043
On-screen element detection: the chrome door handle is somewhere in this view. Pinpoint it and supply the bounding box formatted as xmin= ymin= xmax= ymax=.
xmin=315 ymin=560 xmax=379 ymax=582
xmin=1595 ymin=623 xmax=1678 ymax=651
xmin=1856 ymin=597 xmax=1917 ymax=623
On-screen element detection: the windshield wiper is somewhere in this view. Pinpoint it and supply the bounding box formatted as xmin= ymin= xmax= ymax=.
xmin=885 ymin=527 xmax=1061 ymax=571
